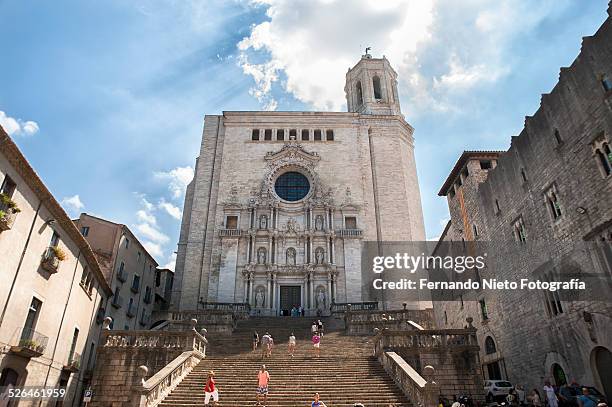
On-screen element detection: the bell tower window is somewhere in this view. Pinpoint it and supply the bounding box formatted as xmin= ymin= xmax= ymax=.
xmin=373 ymin=76 xmax=382 ymax=100
xmin=356 ymin=81 xmax=363 ymax=106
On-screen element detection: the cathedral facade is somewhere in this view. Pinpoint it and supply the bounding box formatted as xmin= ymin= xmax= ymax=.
xmin=172 ymin=54 xmax=426 ymax=315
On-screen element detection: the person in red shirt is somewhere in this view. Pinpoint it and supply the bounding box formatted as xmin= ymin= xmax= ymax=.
xmin=204 ymin=371 xmax=218 ymax=406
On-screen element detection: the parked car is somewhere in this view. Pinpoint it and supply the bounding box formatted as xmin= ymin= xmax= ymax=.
xmin=484 ymin=380 xmax=514 ymax=401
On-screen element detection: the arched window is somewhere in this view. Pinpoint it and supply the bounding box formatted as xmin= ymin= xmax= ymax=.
xmin=373 ymin=76 xmax=382 ymax=99
xmin=485 ymin=336 xmax=497 ymax=354
xmin=356 ymin=81 xmax=363 ymax=105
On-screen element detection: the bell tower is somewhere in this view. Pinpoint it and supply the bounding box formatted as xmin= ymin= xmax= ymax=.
xmin=345 ymin=49 xmax=402 ymax=115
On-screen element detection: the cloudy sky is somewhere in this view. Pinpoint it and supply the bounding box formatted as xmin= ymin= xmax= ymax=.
xmin=0 ymin=0 xmax=609 ymax=269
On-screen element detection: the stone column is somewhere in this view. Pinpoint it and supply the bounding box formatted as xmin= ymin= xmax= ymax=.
xmin=330 ymin=237 xmax=335 ymax=264
xmin=244 ymin=274 xmax=249 ymax=303
xmin=332 ymin=273 xmax=337 ymax=303
xmin=249 ymin=273 xmax=254 ymax=306
xmin=327 ymin=272 xmax=332 ymax=308
xmin=271 ymin=273 xmax=277 ymax=312
xmin=309 ymin=275 xmax=315 ymax=310
xmin=266 ymin=274 xmax=271 ymax=309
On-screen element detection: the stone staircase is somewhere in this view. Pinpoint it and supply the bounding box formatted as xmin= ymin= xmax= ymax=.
xmin=160 ymin=316 xmax=412 ymax=406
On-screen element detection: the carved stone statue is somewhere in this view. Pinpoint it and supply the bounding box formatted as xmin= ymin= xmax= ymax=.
xmin=316 ymin=288 xmax=326 ymax=310
xmin=260 ymin=214 xmax=268 ymax=230
xmin=315 ymin=247 xmax=325 ymax=264
xmin=257 ymin=248 xmax=267 ymax=264
xmin=315 ymin=215 xmax=324 ymax=231
xmin=255 ymin=287 xmax=265 ymax=308
xmin=286 ymin=247 xmax=296 ymax=265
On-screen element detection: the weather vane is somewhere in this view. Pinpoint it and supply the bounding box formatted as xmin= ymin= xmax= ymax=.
xmin=365 ymin=46 xmax=371 ymax=55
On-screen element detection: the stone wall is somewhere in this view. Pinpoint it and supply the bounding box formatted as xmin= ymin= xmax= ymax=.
xmin=433 ymin=3 xmax=612 ymax=397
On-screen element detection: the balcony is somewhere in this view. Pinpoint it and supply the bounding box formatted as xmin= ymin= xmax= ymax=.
xmin=117 ymin=267 xmax=128 ymax=283
xmin=111 ymin=294 xmax=123 ymax=309
xmin=0 ymin=194 xmax=20 ymax=232
xmin=126 ymin=305 xmax=136 ymax=318
xmin=336 ymin=228 xmax=363 ymax=238
xmin=41 ymin=246 xmax=64 ymax=273
xmin=9 ymin=327 xmax=49 ymax=358
xmin=130 ymin=284 xmax=139 ymax=294
xmin=64 ymin=352 xmax=81 ymax=372
xmin=219 ymin=228 xmax=243 ymax=237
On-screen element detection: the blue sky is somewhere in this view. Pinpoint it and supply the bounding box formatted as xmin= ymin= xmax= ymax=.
xmin=1 ymin=0 xmax=609 ymax=269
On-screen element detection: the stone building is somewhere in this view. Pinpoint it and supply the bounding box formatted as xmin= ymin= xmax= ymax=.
xmin=73 ymin=213 xmax=159 ymax=331
xmin=432 ymin=4 xmax=612 ymax=399
xmin=173 ymin=53 xmax=427 ymax=315
xmin=0 ymin=128 xmax=112 ymax=405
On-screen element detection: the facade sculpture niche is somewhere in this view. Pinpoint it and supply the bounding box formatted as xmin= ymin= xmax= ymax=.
xmin=315 ymin=215 xmax=324 ymax=231
xmin=257 ymin=247 xmax=267 ymax=264
xmin=315 ymin=247 xmax=325 ymax=264
xmin=286 ymin=247 xmax=296 ymax=265
xmin=259 ymin=214 xmax=268 ymax=229
xmin=255 ymin=286 xmax=266 ymax=308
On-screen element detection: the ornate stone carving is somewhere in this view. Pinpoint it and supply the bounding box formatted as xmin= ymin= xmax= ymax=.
xmin=315 ymin=247 xmax=325 ymax=264
xmin=257 ymin=248 xmax=267 ymax=264
xmin=315 ymin=215 xmax=324 ymax=231
xmin=259 ymin=214 xmax=268 ymax=229
xmin=255 ymin=286 xmax=266 ymax=308
xmin=286 ymin=247 xmax=296 ymax=265
xmin=316 ymin=286 xmax=327 ymax=310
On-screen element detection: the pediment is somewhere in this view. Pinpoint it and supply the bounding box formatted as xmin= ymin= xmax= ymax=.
xmin=264 ymin=141 xmax=320 ymax=168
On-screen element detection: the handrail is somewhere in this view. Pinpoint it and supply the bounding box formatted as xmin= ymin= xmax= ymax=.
xmin=139 ymin=351 xmax=203 ymax=407
xmin=381 ymin=352 xmax=438 ymax=407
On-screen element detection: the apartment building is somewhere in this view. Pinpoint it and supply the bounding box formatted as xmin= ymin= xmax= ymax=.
xmin=0 ymin=127 xmax=112 ymax=406
xmin=73 ymin=214 xmax=159 ymax=331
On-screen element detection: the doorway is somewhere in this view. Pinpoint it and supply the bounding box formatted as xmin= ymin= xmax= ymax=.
xmin=279 ymin=286 xmax=301 ymax=316
xmin=592 ymin=346 xmax=612 ymax=399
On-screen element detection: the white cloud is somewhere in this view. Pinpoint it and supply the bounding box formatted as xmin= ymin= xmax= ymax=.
xmin=137 ymin=209 xmax=157 ymax=225
xmin=0 ymin=111 xmax=40 ymax=136
xmin=162 ymin=252 xmax=177 ymax=271
xmin=158 ymin=199 xmax=182 ymax=220
xmin=142 ymin=241 xmax=164 ymax=259
xmin=61 ymin=195 xmax=84 ymax=217
xmin=154 ymin=166 xmax=194 ymax=199
xmin=135 ymin=222 xmax=169 ymax=244
xmin=238 ymin=0 xmax=564 ymax=114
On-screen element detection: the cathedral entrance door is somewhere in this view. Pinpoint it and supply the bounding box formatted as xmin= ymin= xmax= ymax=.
xmin=279 ymin=286 xmax=301 ymax=316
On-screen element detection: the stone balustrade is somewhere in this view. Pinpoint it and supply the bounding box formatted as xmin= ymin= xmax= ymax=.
xmin=139 ymin=351 xmax=202 ymax=407
xmin=218 ymin=228 xmax=244 ymax=237
xmin=345 ymin=308 xmax=435 ymax=335
xmin=102 ymin=329 xmax=207 ymax=353
xmin=380 ymin=351 xmax=438 ymax=407
xmin=330 ymin=301 xmax=378 ymax=313
xmin=335 ymin=228 xmax=363 ymax=237
xmin=169 ymin=308 xmax=244 ymax=334
xmin=373 ymin=327 xmax=478 ymax=355
xmin=89 ymin=319 xmax=208 ymax=406
xmin=372 ymin=320 xmax=484 ymax=403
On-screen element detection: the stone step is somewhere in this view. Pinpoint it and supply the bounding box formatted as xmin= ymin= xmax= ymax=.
xmin=159 ymin=317 xmax=411 ymax=406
